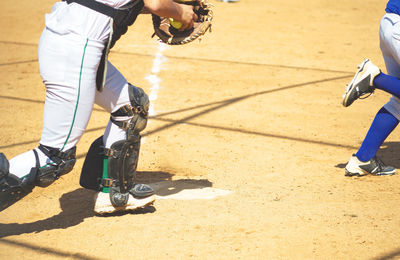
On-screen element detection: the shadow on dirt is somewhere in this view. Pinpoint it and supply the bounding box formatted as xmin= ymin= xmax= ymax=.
xmin=0 ymin=238 xmax=103 ymax=260
xmin=0 ymin=171 xmax=212 ymax=238
xmin=372 ymin=247 xmax=400 ymax=260
xmin=0 ymin=188 xmax=96 ymax=238
xmin=0 ymin=74 xmax=354 ymax=153
xmin=137 ymin=171 xmax=213 ymax=197
xmin=335 ymin=141 xmax=400 ymax=169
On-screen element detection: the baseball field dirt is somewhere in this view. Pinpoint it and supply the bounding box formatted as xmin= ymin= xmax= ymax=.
xmin=1 ymin=0 xmax=400 ymax=259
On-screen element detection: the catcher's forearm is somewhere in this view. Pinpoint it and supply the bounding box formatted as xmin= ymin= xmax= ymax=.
xmin=143 ymin=0 xmax=185 ymax=21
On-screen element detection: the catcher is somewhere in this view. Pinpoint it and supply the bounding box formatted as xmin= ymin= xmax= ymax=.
xmin=0 ymin=0 xmax=212 ymax=214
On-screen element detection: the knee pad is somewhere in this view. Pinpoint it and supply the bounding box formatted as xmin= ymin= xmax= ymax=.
xmin=110 ymin=84 xmax=149 ymax=140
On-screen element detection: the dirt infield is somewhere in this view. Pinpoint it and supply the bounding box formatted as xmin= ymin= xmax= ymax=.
xmin=1 ymin=0 xmax=400 ymax=259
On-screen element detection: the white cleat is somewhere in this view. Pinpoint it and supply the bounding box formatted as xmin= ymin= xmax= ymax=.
xmin=342 ymin=59 xmax=381 ymax=107
xmin=345 ymin=154 xmax=395 ymax=176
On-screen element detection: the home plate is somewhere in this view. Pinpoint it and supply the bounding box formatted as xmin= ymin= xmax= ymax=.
xmin=148 ymin=180 xmax=232 ymax=200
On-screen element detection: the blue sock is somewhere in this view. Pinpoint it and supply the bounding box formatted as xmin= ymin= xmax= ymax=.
xmin=374 ymin=73 xmax=400 ymax=98
xmin=356 ymin=107 xmax=399 ymax=162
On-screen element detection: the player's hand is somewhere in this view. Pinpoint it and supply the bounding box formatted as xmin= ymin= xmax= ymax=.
xmin=177 ymin=4 xmax=198 ymax=31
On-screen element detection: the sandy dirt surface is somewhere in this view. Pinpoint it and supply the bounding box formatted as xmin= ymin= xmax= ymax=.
xmin=1 ymin=0 xmax=400 ymax=259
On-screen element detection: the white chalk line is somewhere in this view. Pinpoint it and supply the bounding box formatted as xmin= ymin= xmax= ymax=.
xmin=143 ymin=43 xmax=232 ymax=201
xmin=145 ymin=42 xmax=168 ymax=118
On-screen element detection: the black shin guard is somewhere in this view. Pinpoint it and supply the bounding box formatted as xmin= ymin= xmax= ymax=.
xmin=0 ymin=145 xmax=77 ymax=212
xmin=80 ymin=85 xmax=154 ymax=207
xmin=0 ymin=151 xmax=38 ymax=211
xmin=80 ymin=136 xmax=154 ymax=198
xmin=106 ymin=137 xmax=140 ymax=193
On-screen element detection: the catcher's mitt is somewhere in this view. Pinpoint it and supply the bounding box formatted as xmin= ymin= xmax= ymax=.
xmin=151 ymin=0 xmax=213 ymax=45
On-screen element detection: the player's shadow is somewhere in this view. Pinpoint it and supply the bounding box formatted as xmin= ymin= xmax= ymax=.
xmin=0 ymin=188 xmax=98 ymax=238
xmin=335 ymin=141 xmax=400 ymax=169
xmin=0 ymin=171 xmax=212 ymax=238
xmin=136 ymin=171 xmax=213 ymax=197
xmin=372 ymin=247 xmax=400 ymax=260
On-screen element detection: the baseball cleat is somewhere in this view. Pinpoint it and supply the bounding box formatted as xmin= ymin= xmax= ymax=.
xmin=344 ymin=154 xmax=395 ymax=176
xmin=94 ymin=191 xmax=155 ymax=215
xmin=130 ymin=183 xmax=154 ymax=197
xmin=342 ymin=59 xmax=381 ymax=107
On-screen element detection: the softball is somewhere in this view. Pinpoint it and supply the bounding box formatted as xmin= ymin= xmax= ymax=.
xmin=169 ymin=18 xmax=183 ymax=30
